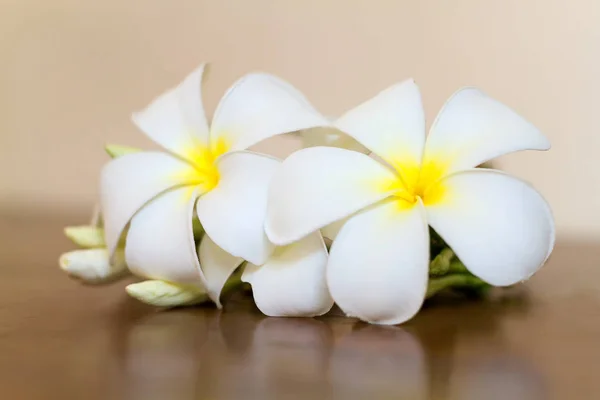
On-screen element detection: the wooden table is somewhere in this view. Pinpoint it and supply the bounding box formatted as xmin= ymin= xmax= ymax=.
xmin=1 ymin=212 xmax=599 ymax=399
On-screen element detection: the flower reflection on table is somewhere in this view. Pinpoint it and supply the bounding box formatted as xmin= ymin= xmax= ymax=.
xmin=109 ymin=293 xmax=545 ymax=400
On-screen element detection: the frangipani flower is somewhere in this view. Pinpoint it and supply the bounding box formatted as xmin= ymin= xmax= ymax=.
xmin=266 ymin=80 xmax=555 ymax=325
xmin=101 ymin=64 xmax=333 ymax=315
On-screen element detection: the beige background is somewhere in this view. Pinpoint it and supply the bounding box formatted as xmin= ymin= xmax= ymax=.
xmin=1 ymin=0 xmax=598 ymax=238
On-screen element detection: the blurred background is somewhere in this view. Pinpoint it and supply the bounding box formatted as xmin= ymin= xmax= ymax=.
xmin=1 ymin=0 xmax=598 ymax=238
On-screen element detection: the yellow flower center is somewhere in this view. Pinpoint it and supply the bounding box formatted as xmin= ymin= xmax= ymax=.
xmin=382 ymin=157 xmax=448 ymax=209
xmin=179 ymin=137 xmax=230 ymax=192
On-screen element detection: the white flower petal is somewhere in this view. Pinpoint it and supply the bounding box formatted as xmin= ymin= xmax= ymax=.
xmin=334 ymin=79 xmax=426 ymax=166
xmin=125 ymin=187 xmax=206 ymax=287
xmin=266 ymin=147 xmax=397 ymax=246
xmin=198 ymin=235 xmax=244 ymax=307
xmin=426 ymin=169 xmax=555 ymax=286
xmin=424 ymin=88 xmax=550 ymax=174
xmin=210 ymin=73 xmax=329 ymax=152
xmin=131 ymin=64 xmax=210 ymax=158
xmin=100 ymin=152 xmax=198 ymax=257
xmin=196 ymin=151 xmax=278 ymax=265
xmin=242 ymin=231 xmax=333 ymax=317
xmin=327 ymin=199 xmax=429 ymax=325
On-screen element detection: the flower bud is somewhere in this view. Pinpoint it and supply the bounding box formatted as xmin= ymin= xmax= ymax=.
xmin=105 ymin=144 xmax=142 ymax=159
xmin=64 ymin=226 xmax=106 ymax=248
xmin=125 ymin=280 xmax=209 ymax=307
xmin=89 ymin=204 xmax=103 ymax=227
xmin=59 ymin=249 xmax=128 ymax=284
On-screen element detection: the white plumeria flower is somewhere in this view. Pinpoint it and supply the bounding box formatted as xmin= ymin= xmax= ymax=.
xmin=101 ymin=64 xmax=333 ymax=315
xmin=266 ymin=80 xmax=555 ymax=325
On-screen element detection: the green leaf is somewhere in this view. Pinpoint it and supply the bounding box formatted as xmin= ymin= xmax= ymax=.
xmin=426 ymin=274 xmax=487 ymax=299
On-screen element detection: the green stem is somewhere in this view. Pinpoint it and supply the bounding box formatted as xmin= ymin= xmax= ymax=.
xmin=429 ymin=248 xmax=454 ymax=276
xmin=448 ymin=260 xmax=468 ymax=274
xmin=426 ymin=274 xmax=487 ymax=298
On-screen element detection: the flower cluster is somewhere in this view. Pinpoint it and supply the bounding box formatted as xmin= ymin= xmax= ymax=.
xmin=60 ymin=64 xmax=555 ymax=325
